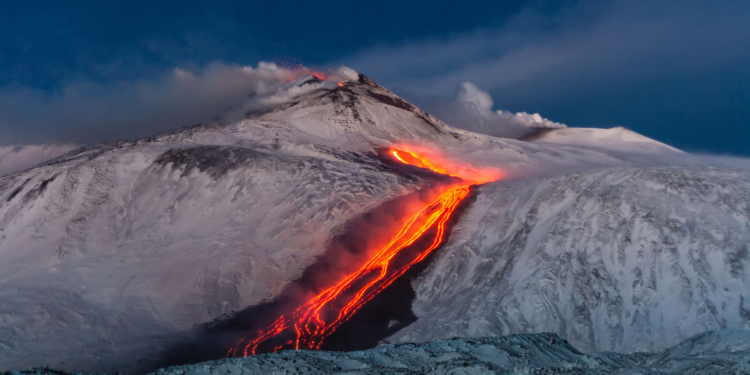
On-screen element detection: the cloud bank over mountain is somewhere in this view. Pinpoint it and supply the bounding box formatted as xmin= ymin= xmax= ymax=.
xmin=0 ymin=63 xmax=294 ymax=145
xmin=0 ymin=59 xmax=564 ymax=145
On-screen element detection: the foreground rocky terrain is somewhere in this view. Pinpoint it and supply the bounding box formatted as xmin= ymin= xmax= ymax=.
xmin=6 ymin=330 xmax=750 ymax=375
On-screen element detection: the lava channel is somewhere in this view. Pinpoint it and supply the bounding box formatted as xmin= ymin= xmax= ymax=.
xmin=228 ymin=146 xmax=500 ymax=356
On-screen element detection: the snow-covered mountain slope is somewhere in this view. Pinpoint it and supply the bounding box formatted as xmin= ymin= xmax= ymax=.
xmin=0 ymin=72 xmax=747 ymax=373
xmin=0 ymin=142 xmax=421 ymax=372
xmin=390 ymin=165 xmax=750 ymax=353
xmin=525 ymin=127 xmax=683 ymax=154
xmin=0 ymin=74 xmax=516 ymax=373
xmin=8 ymin=330 xmax=750 ymax=375
xmin=0 ymin=144 xmax=80 ymax=177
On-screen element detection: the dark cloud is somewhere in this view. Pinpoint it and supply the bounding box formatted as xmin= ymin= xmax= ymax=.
xmin=335 ymin=0 xmax=750 ymax=154
xmin=342 ymin=0 xmax=750 ymax=97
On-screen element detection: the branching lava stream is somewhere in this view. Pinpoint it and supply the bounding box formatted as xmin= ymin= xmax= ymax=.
xmin=228 ymin=147 xmax=500 ymax=356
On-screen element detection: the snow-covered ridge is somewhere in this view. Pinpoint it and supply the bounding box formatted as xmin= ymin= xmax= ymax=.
xmin=525 ymin=126 xmax=683 ymax=153
xmin=6 ymin=330 xmax=750 ymax=375
xmin=0 ymin=144 xmax=80 ymax=177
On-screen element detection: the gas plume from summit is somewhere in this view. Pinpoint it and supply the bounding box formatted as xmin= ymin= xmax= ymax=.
xmin=0 ymin=63 xmax=357 ymax=146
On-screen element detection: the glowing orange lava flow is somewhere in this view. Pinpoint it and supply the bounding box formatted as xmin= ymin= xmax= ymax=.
xmin=229 ymin=147 xmax=498 ymax=356
xmin=391 ymin=149 xmax=456 ymax=177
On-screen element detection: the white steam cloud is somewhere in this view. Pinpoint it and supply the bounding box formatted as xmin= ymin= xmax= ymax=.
xmin=0 ymin=63 xmax=359 ymax=145
xmin=421 ymin=81 xmax=565 ymax=139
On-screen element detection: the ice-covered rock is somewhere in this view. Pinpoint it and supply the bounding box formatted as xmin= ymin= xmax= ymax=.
xmin=6 ymin=330 xmax=750 ymax=375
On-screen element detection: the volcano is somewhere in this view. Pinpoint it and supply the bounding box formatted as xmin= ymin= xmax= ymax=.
xmin=1 ymin=71 xmax=749 ymax=374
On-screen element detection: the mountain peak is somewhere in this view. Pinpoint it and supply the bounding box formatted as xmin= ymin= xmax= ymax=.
xmin=236 ymin=72 xmax=453 ymax=147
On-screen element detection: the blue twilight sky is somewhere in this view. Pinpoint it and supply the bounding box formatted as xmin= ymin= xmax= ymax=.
xmin=1 ymin=0 xmax=749 ymax=155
